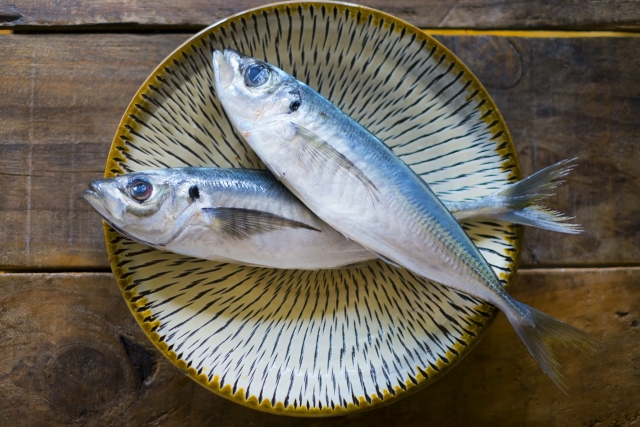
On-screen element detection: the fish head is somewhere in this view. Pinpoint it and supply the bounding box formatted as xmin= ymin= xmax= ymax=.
xmin=212 ymin=49 xmax=302 ymax=134
xmin=83 ymin=170 xmax=197 ymax=245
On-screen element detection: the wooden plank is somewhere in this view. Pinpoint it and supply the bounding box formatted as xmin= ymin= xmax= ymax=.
xmin=2 ymin=1 xmax=640 ymax=30
xmin=0 ymin=34 xmax=187 ymax=269
xmin=0 ymin=268 xmax=635 ymax=426
xmin=1 ymin=34 xmax=639 ymax=269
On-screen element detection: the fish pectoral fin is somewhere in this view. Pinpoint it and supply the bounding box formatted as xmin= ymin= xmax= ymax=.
xmin=375 ymin=253 xmax=403 ymax=269
xmin=201 ymin=207 xmax=320 ymax=240
xmin=290 ymin=122 xmax=379 ymax=202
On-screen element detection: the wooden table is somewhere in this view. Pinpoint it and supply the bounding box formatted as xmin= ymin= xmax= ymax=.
xmin=1 ymin=1 xmax=639 ymax=425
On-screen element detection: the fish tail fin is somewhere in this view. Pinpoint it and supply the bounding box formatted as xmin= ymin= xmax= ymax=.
xmin=507 ymin=301 xmax=603 ymax=393
xmin=494 ymin=158 xmax=582 ymax=233
xmin=447 ymin=159 xmax=582 ymax=232
xmin=495 ymin=205 xmax=583 ymax=234
xmin=497 ymin=158 xmax=578 ymax=205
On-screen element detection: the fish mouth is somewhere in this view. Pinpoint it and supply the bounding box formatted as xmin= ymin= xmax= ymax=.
xmin=82 ymin=181 xmax=120 ymax=221
xmin=213 ymin=49 xmax=236 ymax=88
xmin=82 ymin=188 xmax=98 ymax=201
xmin=83 ymin=182 xmax=103 ymax=210
xmin=83 ymin=185 xmax=108 ymax=214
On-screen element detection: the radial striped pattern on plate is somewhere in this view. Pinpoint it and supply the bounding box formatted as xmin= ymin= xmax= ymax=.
xmin=105 ymin=1 xmax=522 ymax=416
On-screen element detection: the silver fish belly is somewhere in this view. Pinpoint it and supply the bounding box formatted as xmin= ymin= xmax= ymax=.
xmin=213 ymin=49 xmax=600 ymax=391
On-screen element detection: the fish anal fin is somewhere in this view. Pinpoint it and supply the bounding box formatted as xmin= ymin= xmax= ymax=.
xmin=202 ymin=207 xmax=320 ymax=240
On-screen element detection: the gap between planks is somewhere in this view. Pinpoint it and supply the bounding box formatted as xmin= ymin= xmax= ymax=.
xmin=3 ymin=27 xmax=640 ymax=37
xmin=423 ymin=29 xmax=640 ymax=37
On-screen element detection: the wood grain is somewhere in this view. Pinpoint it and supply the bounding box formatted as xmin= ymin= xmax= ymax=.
xmin=0 ymin=34 xmax=187 ymax=269
xmin=1 ymin=34 xmax=639 ymax=269
xmin=0 ymin=268 xmax=635 ymax=426
xmin=1 ymin=0 xmax=640 ymax=30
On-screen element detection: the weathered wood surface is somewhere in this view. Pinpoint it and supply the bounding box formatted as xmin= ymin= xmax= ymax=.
xmin=1 ymin=34 xmax=639 ymax=269
xmin=0 ymin=268 xmax=635 ymax=426
xmin=0 ymin=34 xmax=187 ymax=269
xmin=2 ymin=0 xmax=640 ymax=30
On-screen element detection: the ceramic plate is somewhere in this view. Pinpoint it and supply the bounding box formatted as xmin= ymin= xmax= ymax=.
xmin=104 ymin=1 xmax=522 ymax=416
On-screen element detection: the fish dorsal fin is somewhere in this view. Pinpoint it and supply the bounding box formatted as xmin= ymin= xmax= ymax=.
xmin=201 ymin=207 xmax=320 ymax=240
xmin=290 ymin=122 xmax=379 ymax=202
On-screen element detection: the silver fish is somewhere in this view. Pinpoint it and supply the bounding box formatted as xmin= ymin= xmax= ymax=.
xmin=212 ymin=48 xmax=600 ymax=391
xmin=84 ymin=160 xmax=578 ymax=270
xmin=84 ymin=167 xmax=369 ymax=269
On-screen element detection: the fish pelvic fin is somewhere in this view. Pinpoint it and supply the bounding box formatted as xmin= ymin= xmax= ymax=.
xmin=202 ymin=207 xmax=320 ymax=240
xmin=509 ymin=301 xmax=603 ymax=393
xmin=375 ymin=253 xmax=403 ymax=269
xmin=290 ymin=122 xmax=379 ymax=203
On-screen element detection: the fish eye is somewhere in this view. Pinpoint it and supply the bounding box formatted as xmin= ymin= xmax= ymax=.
xmin=127 ymin=178 xmax=153 ymax=202
xmin=244 ymin=63 xmax=270 ymax=87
